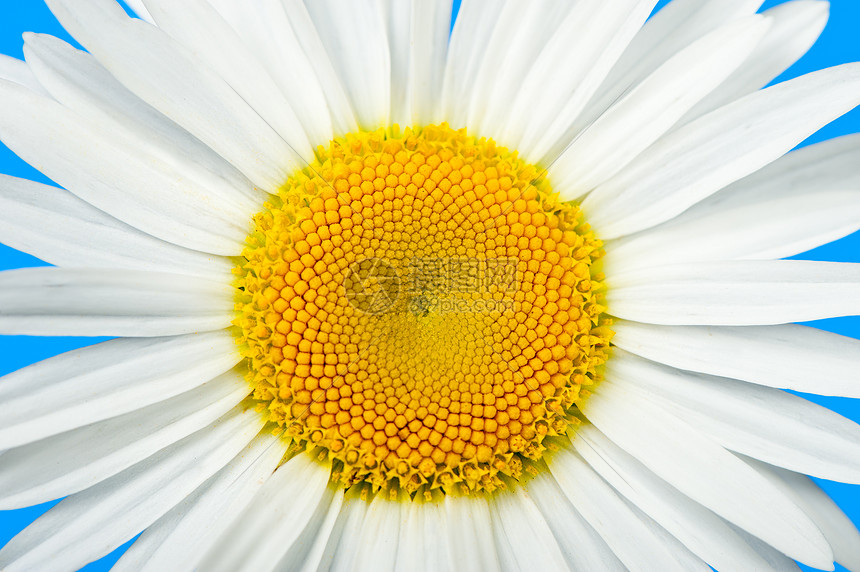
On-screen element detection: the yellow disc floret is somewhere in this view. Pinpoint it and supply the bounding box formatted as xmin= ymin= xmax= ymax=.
xmin=234 ymin=124 xmax=611 ymax=495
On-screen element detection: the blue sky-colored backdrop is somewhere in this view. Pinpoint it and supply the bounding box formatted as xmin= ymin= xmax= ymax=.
xmin=0 ymin=1 xmax=858 ymax=570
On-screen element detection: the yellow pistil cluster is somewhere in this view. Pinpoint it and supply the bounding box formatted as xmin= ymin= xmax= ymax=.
xmin=234 ymin=124 xmax=611 ymax=495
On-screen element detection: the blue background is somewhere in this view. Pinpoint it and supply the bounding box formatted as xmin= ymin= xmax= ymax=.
xmin=0 ymin=1 xmax=858 ymax=570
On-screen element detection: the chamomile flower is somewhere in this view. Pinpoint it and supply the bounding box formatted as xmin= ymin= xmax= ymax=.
xmin=1 ymin=1 xmax=860 ymax=571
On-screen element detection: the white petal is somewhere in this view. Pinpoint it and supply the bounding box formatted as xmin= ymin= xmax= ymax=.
xmin=526 ymin=473 xmax=627 ymax=571
xmin=604 ymin=134 xmax=860 ymax=273
xmin=623 ymin=499 xmax=712 ymax=572
xmin=580 ymin=380 xmax=833 ymax=568
xmin=45 ymin=0 xmax=309 ymax=190
xmin=0 ymin=175 xmax=233 ymax=281
xmin=612 ymin=321 xmax=860 ymax=398
xmin=394 ymin=497 xmax=449 ymax=572
xmin=406 ymin=0 xmax=452 ymax=126
xmin=294 ymin=487 xmax=345 ymax=572
xmin=0 ymin=54 xmax=48 ymax=95
xmin=576 ymin=0 xmax=764 ymax=132
xmin=732 ymin=526 xmax=804 ymax=571
xmin=345 ymin=490 xmax=404 ymax=571
xmin=606 ymin=349 xmax=860 ymax=484
xmin=489 ymin=488 xmax=570 ymax=572
xmin=742 ymin=457 xmax=860 ymax=571
xmin=681 ymin=0 xmax=830 ymax=125
xmin=272 ymin=494 xmax=348 ymax=571
xmin=198 ymin=453 xmax=336 ymax=572
xmin=584 ymin=63 xmax=860 ymax=239
xmin=0 ymin=332 xmax=240 ymax=449
xmin=0 ymin=371 xmax=248 ymax=509
xmin=206 ymin=0 xmax=338 ymax=143
xmin=503 ymin=0 xmax=660 ymax=163
xmin=304 ymin=0 xmax=391 ymax=130
xmin=113 ymin=432 xmax=285 ymax=572
xmin=511 ymin=0 xmax=656 ymax=164
xmin=142 ymin=0 xmax=316 ymax=150
xmin=464 ymin=0 xmax=576 ymax=142
xmin=572 ymin=425 xmax=776 ymax=572
xmin=550 ymin=15 xmax=769 ymax=199
xmin=0 ymin=80 xmax=250 ymax=255
xmin=385 ymin=0 xmax=452 ymax=127
xmin=23 ymin=33 xmax=264 ymax=210
xmin=440 ymin=0 xmax=506 ymax=128
xmin=0 ymin=407 xmax=262 ymax=572
xmin=549 ymin=447 xmax=697 ymax=571
xmin=0 ymin=267 xmax=234 ymax=336
xmin=319 ymin=487 xmax=370 ymax=572
xmin=122 ymin=0 xmax=155 ymax=23
xmin=442 ymin=493 xmax=501 ymax=572
xmin=268 ymin=0 xmax=358 ymax=136
xmin=607 ymin=260 xmax=860 ymax=326
xmin=385 ymin=0 xmax=413 ymax=127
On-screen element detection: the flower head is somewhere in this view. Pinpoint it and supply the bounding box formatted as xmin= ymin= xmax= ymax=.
xmin=1 ymin=1 xmax=860 ymax=571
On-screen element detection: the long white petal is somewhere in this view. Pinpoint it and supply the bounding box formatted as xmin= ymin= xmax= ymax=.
xmin=212 ymin=0 xmax=338 ymax=143
xmin=319 ymin=487 xmax=370 ymax=572
xmin=142 ymin=0 xmax=314 ymax=150
xmin=526 ymin=473 xmax=627 ymax=571
xmin=440 ymin=0 xmax=506 ymax=127
xmin=406 ymin=0 xmax=452 ymax=126
xmin=743 ymin=457 xmax=860 ymax=571
xmin=489 ymin=488 xmax=570 ymax=572
xmin=0 ymin=53 xmax=48 ymax=94
xmin=394 ymin=498 xmax=449 ymax=572
xmin=612 ymin=321 xmax=860 ymax=398
xmin=605 ymin=134 xmax=860 ymax=273
xmin=626 ymin=500 xmax=712 ymax=571
xmin=550 ymin=15 xmax=769 ymax=199
xmin=304 ymin=0 xmax=391 ymax=130
xmin=23 ymin=33 xmax=264 ymax=209
xmin=505 ymin=0 xmax=658 ymax=162
xmin=0 ymin=332 xmax=240 ymax=449
xmin=198 ymin=453 xmax=335 ymax=572
xmin=0 ymin=267 xmax=234 ymax=336
xmin=681 ymin=0 xmax=830 ymax=125
xmin=271 ymin=494 xmax=348 ymax=571
xmin=580 ymin=381 xmax=833 ymax=568
xmin=114 ymin=433 xmax=285 ymax=572
xmin=0 ymin=175 xmax=232 ymax=280
xmin=572 ymin=425 xmax=776 ymax=572
xmin=732 ymin=526 xmax=804 ymax=571
xmin=346 ymin=491 xmax=405 ymax=571
xmin=0 ymin=407 xmax=262 ymax=572
xmin=442 ymin=494 xmax=501 ymax=572
xmin=576 ymin=0 xmax=764 ymax=132
xmin=45 ymin=0 xmax=309 ymax=190
xmin=295 ymin=487 xmax=345 ymax=572
xmin=608 ymin=351 xmax=860 ymax=484
xmin=464 ymin=0 xmax=576 ymax=142
xmin=607 ymin=260 xmax=860 ymax=326
xmin=122 ymin=0 xmax=154 ymax=23
xmin=273 ymin=0 xmax=359 ymax=135
xmin=385 ymin=0 xmax=412 ymax=127
xmin=549 ymin=447 xmax=699 ymax=571
xmin=0 ymin=372 xmax=248 ymax=509
xmin=385 ymin=0 xmax=452 ymax=127
xmin=584 ymin=63 xmax=860 ymax=239
xmin=0 ymin=80 xmax=250 ymax=255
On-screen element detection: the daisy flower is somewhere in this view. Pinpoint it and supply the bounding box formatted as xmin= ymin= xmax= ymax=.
xmin=2 ymin=0 xmax=860 ymax=570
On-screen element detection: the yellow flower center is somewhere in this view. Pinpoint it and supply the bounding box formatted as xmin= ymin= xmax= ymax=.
xmin=235 ymin=124 xmax=611 ymax=496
